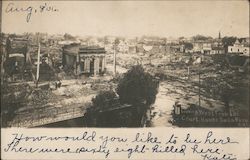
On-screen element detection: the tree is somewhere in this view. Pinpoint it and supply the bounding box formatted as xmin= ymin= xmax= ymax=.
xmin=114 ymin=38 xmax=120 ymax=48
xmin=85 ymin=66 xmax=159 ymax=127
xmin=183 ymin=42 xmax=193 ymax=50
xmin=63 ymin=33 xmax=76 ymax=40
xmin=84 ymin=90 xmax=118 ymax=127
xmin=192 ymin=35 xmax=212 ymax=41
xmin=117 ymin=65 xmax=159 ymax=105
xmin=222 ymin=36 xmax=237 ymax=52
xmin=1 ymin=83 xmax=32 ymax=126
xmin=91 ymin=90 xmax=117 ymax=110
xmin=178 ymin=36 xmax=185 ymax=43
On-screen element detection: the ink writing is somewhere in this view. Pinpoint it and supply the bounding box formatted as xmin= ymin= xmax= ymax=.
xmin=5 ymin=2 xmax=59 ymax=22
xmin=2 ymin=131 xmax=241 ymax=159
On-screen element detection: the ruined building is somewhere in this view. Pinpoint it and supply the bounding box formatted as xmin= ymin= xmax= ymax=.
xmin=4 ymin=36 xmax=28 ymax=78
xmin=62 ymin=44 xmax=106 ymax=76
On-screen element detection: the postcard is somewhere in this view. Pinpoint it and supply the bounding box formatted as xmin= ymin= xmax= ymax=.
xmin=1 ymin=1 xmax=249 ymax=159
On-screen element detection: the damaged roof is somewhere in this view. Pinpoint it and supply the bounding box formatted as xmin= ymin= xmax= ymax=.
xmin=63 ymin=44 xmax=106 ymax=55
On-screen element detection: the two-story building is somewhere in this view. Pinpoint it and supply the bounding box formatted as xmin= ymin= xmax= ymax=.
xmin=62 ymin=44 xmax=106 ymax=76
xmin=192 ymin=40 xmax=212 ymax=54
xmin=228 ymin=39 xmax=249 ymax=56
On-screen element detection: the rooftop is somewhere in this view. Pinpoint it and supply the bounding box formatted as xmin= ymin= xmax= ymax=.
xmin=63 ymin=44 xmax=106 ymax=55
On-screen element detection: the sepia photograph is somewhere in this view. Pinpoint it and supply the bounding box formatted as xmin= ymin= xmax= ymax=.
xmin=1 ymin=0 xmax=249 ymax=128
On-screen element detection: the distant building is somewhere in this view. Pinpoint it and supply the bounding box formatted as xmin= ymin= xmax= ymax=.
xmin=211 ymin=46 xmax=225 ymax=54
xmin=58 ymin=40 xmax=81 ymax=45
xmin=62 ymin=44 xmax=106 ymax=76
xmin=166 ymin=37 xmax=179 ymax=44
xmin=192 ymin=41 xmax=203 ymax=53
xmin=136 ymin=43 xmax=145 ymax=53
xmin=128 ymin=45 xmax=136 ymax=54
xmin=4 ymin=36 xmax=28 ymax=77
xmin=192 ymin=40 xmax=212 ymax=54
xmin=210 ymin=32 xmax=225 ymax=54
xmin=117 ymin=40 xmax=129 ymax=53
xmin=6 ymin=37 xmax=28 ymax=58
xmin=228 ymin=39 xmax=249 ymax=56
xmin=170 ymin=45 xmax=181 ymax=53
xmin=202 ymin=43 xmax=212 ymax=54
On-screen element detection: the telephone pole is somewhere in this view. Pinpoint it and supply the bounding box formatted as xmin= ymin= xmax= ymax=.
xmin=1 ymin=53 xmax=4 ymax=86
xmin=36 ymin=42 xmax=41 ymax=87
xmin=198 ymin=71 xmax=201 ymax=107
xmin=113 ymin=47 xmax=116 ymax=76
xmin=113 ymin=38 xmax=119 ymax=76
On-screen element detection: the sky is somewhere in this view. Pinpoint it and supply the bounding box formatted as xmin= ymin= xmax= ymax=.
xmin=2 ymin=1 xmax=249 ymax=38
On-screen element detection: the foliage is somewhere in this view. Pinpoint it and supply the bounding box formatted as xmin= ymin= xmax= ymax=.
xmin=183 ymin=42 xmax=193 ymax=50
xmin=117 ymin=65 xmax=159 ymax=105
xmin=63 ymin=33 xmax=76 ymax=40
xmin=1 ymin=83 xmax=32 ymax=126
xmin=85 ymin=66 xmax=159 ymax=127
xmin=192 ymin=35 xmax=212 ymax=41
xmin=86 ymin=89 xmax=145 ymax=127
xmin=85 ymin=90 xmax=119 ymax=127
xmin=222 ymin=36 xmax=237 ymax=51
xmin=91 ymin=90 xmax=118 ymax=110
xmin=178 ymin=36 xmax=185 ymax=41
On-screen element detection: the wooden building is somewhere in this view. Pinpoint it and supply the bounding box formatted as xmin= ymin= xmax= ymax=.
xmin=62 ymin=44 xmax=106 ymax=76
xmin=4 ymin=37 xmax=28 ymax=78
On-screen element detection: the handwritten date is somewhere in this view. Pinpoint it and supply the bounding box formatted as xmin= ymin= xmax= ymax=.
xmin=5 ymin=2 xmax=59 ymax=22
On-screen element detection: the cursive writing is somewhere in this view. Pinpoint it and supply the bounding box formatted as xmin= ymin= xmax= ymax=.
xmin=201 ymin=153 xmax=237 ymax=160
xmin=184 ymin=133 xmax=202 ymax=144
xmin=115 ymin=144 xmax=147 ymax=158
xmin=132 ymin=132 xmax=161 ymax=144
xmin=5 ymin=2 xmax=59 ymax=22
xmin=166 ymin=134 xmax=178 ymax=144
xmin=152 ymin=144 xmax=186 ymax=155
xmin=204 ymin=131 xmax=239 ymax=145
xmin=2 ymin=131 xmax=242 ymax=159
xmin=99 ymin=135 xmax=127 ymax=148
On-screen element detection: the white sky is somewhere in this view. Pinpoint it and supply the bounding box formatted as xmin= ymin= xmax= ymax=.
xmin=2 ymin=1 xmax=249 ymax=38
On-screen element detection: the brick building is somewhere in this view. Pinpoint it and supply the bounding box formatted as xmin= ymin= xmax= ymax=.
xmin=62 ymin=44 xmax=106 ymax=76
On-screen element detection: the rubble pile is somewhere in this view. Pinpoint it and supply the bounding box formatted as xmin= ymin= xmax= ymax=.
xmin=54 ymin=84 xmax=88 ymax=97
xmin=2 ymin=83 xmax=32 ymax=104
xmin=27 ymin=89 xmax=54 ymax=105
xmin=2 ymin=83 xmax=57 ymax=107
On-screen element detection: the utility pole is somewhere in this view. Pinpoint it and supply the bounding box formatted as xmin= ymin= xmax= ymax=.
xmin=47 ymin=46 xmax=50 ymax=66
xmin=1 ymin=36 xmax=5 ymax=85
xmin=36 ymin=42 xmax=41 ymax=87
xmin=198 ymin=71 xmax=201 ymax=107
xmin=1 ymin=53 xmax=4 ymax=86
xmin=113 ymin=38 xmax=119 ymax=76
xmin=113 ymin=46 xmax=116 ymax=76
